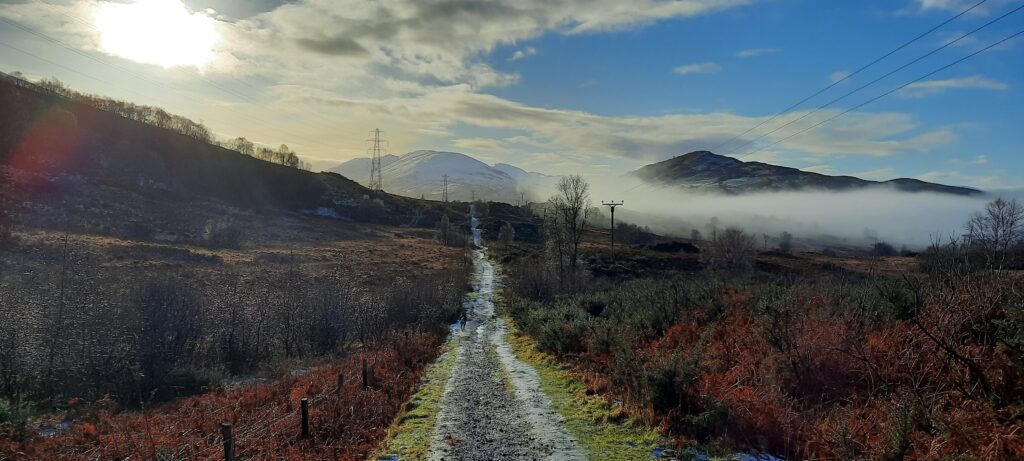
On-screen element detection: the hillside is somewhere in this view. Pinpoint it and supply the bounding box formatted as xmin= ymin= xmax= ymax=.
xmin=329 ymin=150 xmax=555 ymax=202
xmin=0 ymin=75 xmax=463 ymax=238
xmin=631 ymin=150 xmax=984 ymax=195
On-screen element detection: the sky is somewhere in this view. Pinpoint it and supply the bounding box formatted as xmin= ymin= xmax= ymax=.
xmin=0 ymin=0 xmax=1021 ymax=189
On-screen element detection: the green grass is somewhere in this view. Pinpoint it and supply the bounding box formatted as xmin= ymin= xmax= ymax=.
xmin=376 ymin=341 xmax=460 ymax=460
xmin=503 ymin=320 xmax=670 ymax=460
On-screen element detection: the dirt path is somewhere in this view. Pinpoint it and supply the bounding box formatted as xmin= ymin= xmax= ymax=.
xmin=427 ymin=249 xmax=586 ymax=461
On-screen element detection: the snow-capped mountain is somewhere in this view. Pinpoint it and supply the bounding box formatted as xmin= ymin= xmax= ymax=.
xmin=492 ymin=163 xmax=556 ymax=192
xmin=327 ymin=150 xmax=553 ymax=202
xmin=326 ymin=154 xmax=401 ymax=184
xmin=631 ymin=151 xmax=984 ymax=196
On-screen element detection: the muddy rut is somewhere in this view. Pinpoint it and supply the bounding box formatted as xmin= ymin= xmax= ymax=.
xmin=427 ymin=249 xmax=585 ymax=461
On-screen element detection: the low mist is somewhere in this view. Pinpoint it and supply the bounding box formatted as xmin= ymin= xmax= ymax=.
xmin=582 ymin=176 xmax=1007 ymax=250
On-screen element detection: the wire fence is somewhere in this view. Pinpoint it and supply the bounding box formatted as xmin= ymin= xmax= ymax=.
xmin=162 ymin=366 xmax=372 ymax=460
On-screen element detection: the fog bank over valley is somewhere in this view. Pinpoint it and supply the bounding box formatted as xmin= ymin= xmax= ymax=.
xmin=589 ymin=177 xmax=1014 ymax=249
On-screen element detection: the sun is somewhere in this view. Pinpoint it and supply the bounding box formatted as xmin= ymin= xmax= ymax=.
xmin=93 ymin=0 xmax=219 ymax=69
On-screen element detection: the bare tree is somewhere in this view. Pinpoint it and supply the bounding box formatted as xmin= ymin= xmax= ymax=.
xmin=226 ymin=137 xmax=255 ymax=156
xmin=964 ymin=197 xmax=1024 ymax=268
xmin=550 ymin=175 xmax=591 ymax=273
xmin=703 ymin=227 xmax=757 ymax=272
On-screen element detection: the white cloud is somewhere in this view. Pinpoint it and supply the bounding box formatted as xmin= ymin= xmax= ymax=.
xmin=803 ymin=164 xmax=839 ymax=175
xmin=0 ymin=1 xmax=968 ymax=174
xmin=1 ymin=0 xmax=756 ymax=89
xmin=912 ymin=0 xmax=1009 ymax=13
xmin=453 ymin=137 xmax=503 ymax=150
xmin=899 ymin=75 xmax=1010 ymax=97
xmin=672 ymin=62 xmax=721 ymax=75
xmin=949 ymin=154 xmax=990 ymax=165
xmin=736 ymin=47 xmax=780 ymax=58
xmin=285 ymin=84 xmax=964 ymax=169
xmin=915 ymin=0 xmax=972 ymax=11
xmin=849 ymin=167 xmax=897 ymax=181
xmin=771 ymin=110 xmax=957 ymax=157
xmin=829 ymin=70 xmax=850 ymax=83
xmin=917 ymin=170 xmax=1020 ymax=189
xmin=509 ymin=47 xmax=537 ymax=61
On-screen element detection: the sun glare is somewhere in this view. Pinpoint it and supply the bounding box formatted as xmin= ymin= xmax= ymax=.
xmin=93 ymin=0 xmax=218 ymax=69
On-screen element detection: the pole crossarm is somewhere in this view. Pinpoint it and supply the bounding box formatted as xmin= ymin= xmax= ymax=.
xmin=601 ymin=201 xmax=624 ymax=253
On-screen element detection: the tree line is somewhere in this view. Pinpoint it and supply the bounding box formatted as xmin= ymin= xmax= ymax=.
xmin=6 ymin=72 xmax=310 ymax=171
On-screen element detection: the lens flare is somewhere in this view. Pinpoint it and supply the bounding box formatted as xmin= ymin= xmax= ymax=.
xmin=92 ymin=0 xmax=218 ymax=69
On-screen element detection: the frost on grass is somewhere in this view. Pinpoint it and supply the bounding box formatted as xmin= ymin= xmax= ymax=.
xmin=503 ymin=321 xmax=669 ymax=461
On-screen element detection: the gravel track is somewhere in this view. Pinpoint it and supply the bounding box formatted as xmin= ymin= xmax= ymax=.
xmin=427 ymin=249 xmax=586 ymax=461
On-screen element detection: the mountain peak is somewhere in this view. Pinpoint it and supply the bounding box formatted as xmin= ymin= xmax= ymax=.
xmin=631 ymin=150 xmax=983 ymax=196
xmin=669 ymin=150 xmax=742 ymax=167
xmin=327 ymin=150 xmax=555 ymax=202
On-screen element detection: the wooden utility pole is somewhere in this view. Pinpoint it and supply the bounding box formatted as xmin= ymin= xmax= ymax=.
xmin=602 ymin=201 xmax=624 ymax=253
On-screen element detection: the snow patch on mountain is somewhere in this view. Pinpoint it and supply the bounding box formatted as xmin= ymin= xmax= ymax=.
xmin=327 ymin=150 xmax=555 ymax=202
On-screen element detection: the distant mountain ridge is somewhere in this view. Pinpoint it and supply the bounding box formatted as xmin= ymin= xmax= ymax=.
xmin=328 ymin=150 xmax=555 ymax=202
xmin=631 ymin=151 xmax=984 ymax=196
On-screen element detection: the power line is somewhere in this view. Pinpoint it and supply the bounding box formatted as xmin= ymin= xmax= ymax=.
xmin=719 ymin=1 xmax=1024 ymax=158
xmin=630 ymin=26 xmax=1024 ymax=198
xmin=734 ymin=27 xmax=1024 ymax=161
xmin=0 ymin=42 xmax=154 ymax=102
xmin=707 ymin=0 xmax=990 ymax=154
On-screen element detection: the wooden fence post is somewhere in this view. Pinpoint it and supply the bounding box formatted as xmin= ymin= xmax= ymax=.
xmin=337 ymin=370 xmax=344 ymax=392
xmin=221 ymin=422 xmax=233 ymax=461
xmin=300 ymin=398 xmax=310 ymax=439
xmin=362 ymin=359 xmax=368 ymax=389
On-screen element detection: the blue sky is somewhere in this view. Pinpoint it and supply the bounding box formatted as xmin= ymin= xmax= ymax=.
xmin=0 ymin=0 xmax=1021 ymax=189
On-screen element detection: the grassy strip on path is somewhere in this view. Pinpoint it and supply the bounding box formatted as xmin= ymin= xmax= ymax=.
xmin=375 ymin=341 xmax=460 ymax=461
xmin=503 ymin=319 xmax=670 ymax=460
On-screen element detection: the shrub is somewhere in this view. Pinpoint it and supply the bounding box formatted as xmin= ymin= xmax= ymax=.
xmin=137 ymin=278 xmax=203 ymax=392
xmin=202 ymin=220 xmax=245 ymax=249
xmin=356 ymin=195 xmax=388 ymax=222
xmin=437 ymin=214 xmax=466 ymax=247
xmin=0 ymin=398 xmax=33 ymax=439
xmin=872 ymin=241 xmax=896 ymax=256
xmin=497 ymin=221 xmax=515 ymax=247
xmin=917 ymin=239 xmax=972 ymax=278
xmin=616 ymin=222 xmax=656 ymax=246
xmin=507 ymin=256 xmax=558 ymax=301
xmin=702 ymin=227 xmax=756 ymax=272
